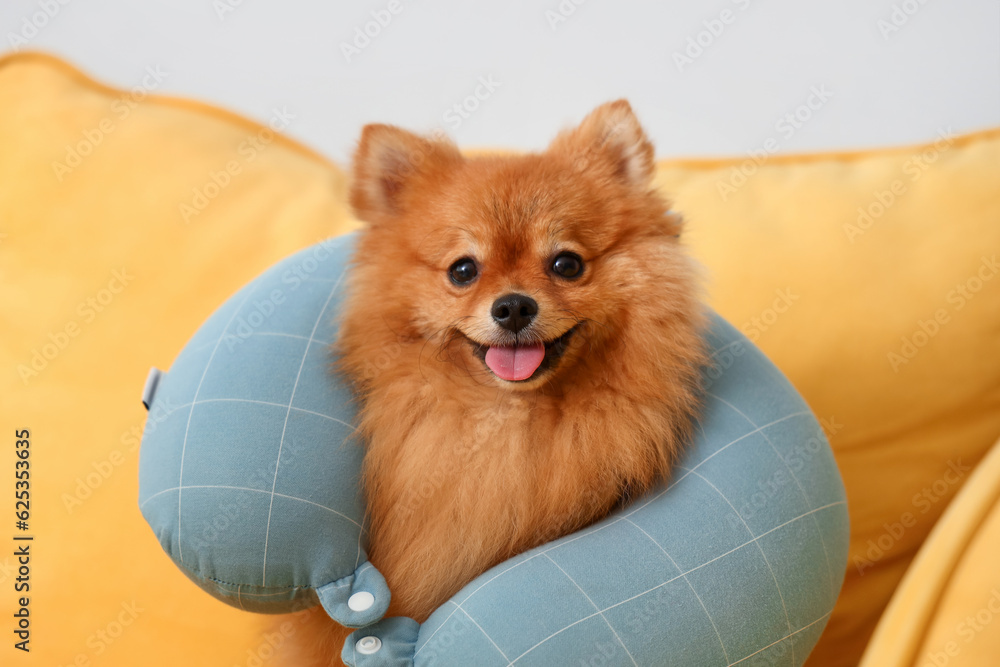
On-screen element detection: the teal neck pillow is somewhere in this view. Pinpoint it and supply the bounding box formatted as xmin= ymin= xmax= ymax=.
xmin=138 ymin=233 xmax=849 ymax=666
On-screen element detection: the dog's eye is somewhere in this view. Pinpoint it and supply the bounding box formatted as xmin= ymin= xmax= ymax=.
xmin=448 ymin=258 xmax=478 ymax=285
xmin=551 ymin=252 xmax=583 ymax=279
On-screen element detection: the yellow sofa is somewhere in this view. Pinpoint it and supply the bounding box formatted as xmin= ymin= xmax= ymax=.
xmin=861 ymin=435 xmax=1000 ymax=666
xmin=1 ymin=52 xmax=997 ymax=666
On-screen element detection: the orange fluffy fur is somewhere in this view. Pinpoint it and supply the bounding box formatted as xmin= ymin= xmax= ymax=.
xmin=278 ymin=100 xmax=706 ymax=666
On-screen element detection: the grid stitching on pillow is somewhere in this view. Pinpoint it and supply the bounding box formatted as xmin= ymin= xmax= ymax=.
xmin=139 ymin=235 xmax=367 ymax=590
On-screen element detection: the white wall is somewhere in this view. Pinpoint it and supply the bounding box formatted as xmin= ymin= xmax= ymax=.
xmin=3 ymin=0 xmax=997 ymax=165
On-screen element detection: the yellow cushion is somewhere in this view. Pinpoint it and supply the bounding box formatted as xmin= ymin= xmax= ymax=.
xmin=0 ymin=52 xmax=358 ymax=665
xmin=1 ymin=51 xmax=998 ymax=666
xmin=860 ymin=436 xmax=1000 ymax=667
xmin=657 ymin=132 xmax=1000 ymax=665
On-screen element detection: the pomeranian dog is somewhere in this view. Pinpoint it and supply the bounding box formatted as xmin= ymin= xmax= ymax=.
xmin=281 ymin=100 xmax=705 ymax=665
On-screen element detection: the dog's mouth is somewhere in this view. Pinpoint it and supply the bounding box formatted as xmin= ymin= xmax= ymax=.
xmin=463 ymin=325 xmax=580 ymax=383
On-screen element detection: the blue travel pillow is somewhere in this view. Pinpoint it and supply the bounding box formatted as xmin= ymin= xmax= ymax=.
xmin=138 ymin=234 xmax=849 ymax=666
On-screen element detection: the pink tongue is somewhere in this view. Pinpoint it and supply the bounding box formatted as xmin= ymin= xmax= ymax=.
xmin=484 ymin=343 xmax=546 ymax=381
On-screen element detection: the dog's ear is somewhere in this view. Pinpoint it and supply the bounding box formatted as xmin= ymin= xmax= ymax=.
xmin=350 ymin=124 xmax=462 ymax=221
xmin=549 ymin=100 xmax=654 ymax=189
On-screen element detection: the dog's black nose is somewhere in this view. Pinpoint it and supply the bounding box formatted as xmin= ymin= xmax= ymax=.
xmin=491 ymin=293 xmax=538 ymax=333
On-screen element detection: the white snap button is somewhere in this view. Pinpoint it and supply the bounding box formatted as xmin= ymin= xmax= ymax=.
xmin=348 ymin=591 xmax=375 ymax=611
xmin=356 ymin=636 xmax=382 ymax=655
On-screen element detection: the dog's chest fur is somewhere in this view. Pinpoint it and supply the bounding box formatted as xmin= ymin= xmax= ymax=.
xmin=358 ymin=364 xmax=667 ymax=621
